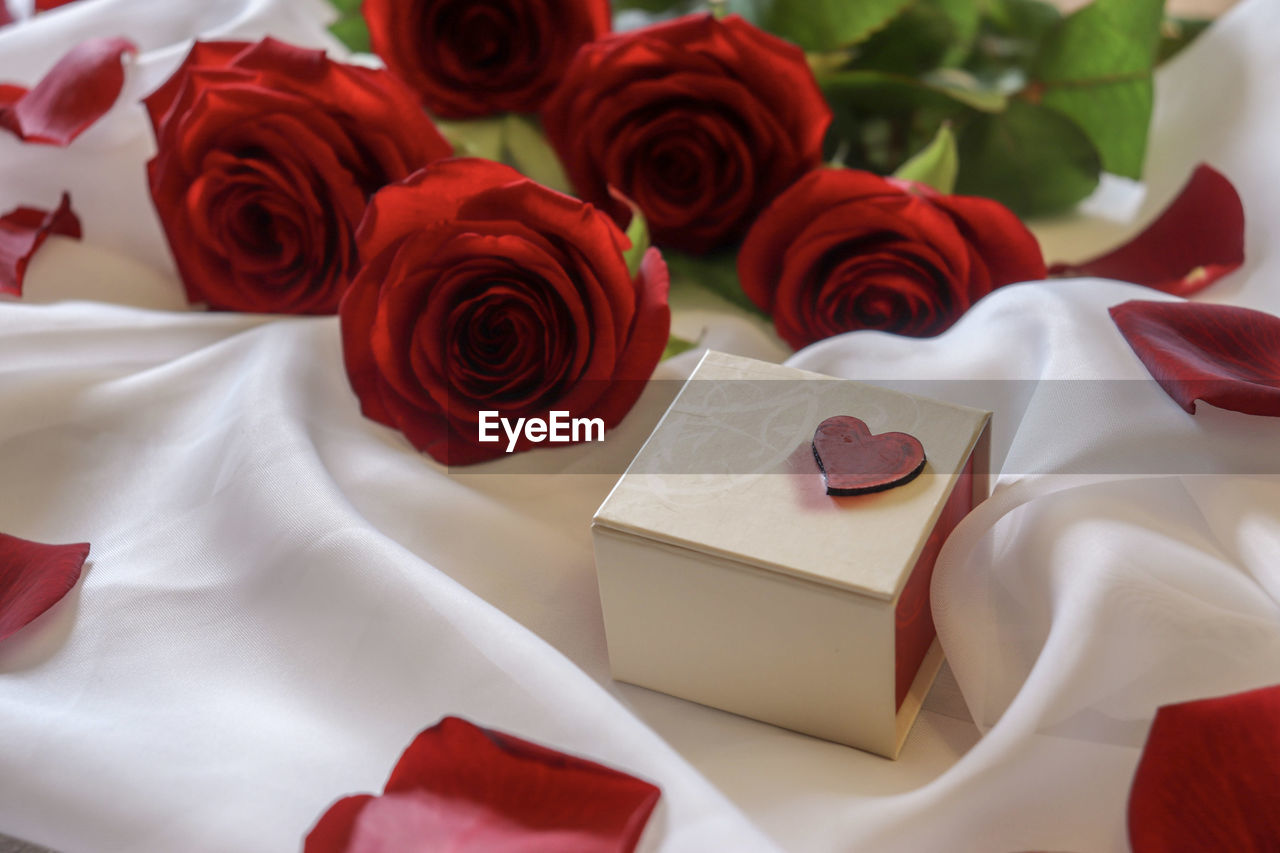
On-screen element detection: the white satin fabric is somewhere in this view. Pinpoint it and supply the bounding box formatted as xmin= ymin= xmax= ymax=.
xmin=1 ymin=1 xmax=1278 ymax=852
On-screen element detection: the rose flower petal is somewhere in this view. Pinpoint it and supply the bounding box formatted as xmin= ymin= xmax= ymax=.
xmin=1129 ymin=684 xmax=1280 ymax=852
xmin=144 ymin=38 xmax=452 ymax=314
xmin=305 ymin=717 xmax=662 ymax=853
xmin=1110 ymin=300 xmax=1280 ymax=416
xmin=35 ymin=0 xmax=83 ymax=9
xmin=739 ymin=168 xmax=1046 ymax=349
xmin=0 ymin=37 xmax=136 ymax=146
xmin=341 ymin=158 xmax=669 ymax=465
xmin=0 ymin=532 xmax=90 ymax=642
xmin=1051 ymin=164 xmax=1244 ymax=296
xmin=542 ymin=14 xmax=831 ymax=254
xmin=0 ymin=193 xmax=82 ymax=297
xmin=364 ymin=0 xmax=611 ymax=118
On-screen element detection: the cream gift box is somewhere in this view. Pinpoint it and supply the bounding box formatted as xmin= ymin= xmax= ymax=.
xmin=591 ymin=351 xmax=991 ymax=759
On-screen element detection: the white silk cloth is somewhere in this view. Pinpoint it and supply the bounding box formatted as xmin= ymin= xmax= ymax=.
xmin=1 ymin=1 xmax=1278 ymax=851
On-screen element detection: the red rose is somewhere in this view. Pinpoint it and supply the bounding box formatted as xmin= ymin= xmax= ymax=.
xmin=542 ymin=14 xmax=830 ymax=254
xmin=740 ymin=169 xmax=1047 ymax=348
xmin=340 ymin=158 xmax=670 ymax=465
xmin=144 ymin=38 xmax=451 ymax=314
xmin=363 ymin=0 xmax=611 ymax=119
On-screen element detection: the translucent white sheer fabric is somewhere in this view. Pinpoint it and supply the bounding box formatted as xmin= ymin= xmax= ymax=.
xmin=0 ymin=1 xmax=1277 ymax=851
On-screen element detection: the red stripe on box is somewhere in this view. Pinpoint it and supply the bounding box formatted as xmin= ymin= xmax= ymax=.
xmin=894 ymin=457 xmax=974 ymax=710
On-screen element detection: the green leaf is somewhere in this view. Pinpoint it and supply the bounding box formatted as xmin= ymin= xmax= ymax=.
xmin=966 ymin=0 xmax=1061 ymax=84
xmin=822 ymin=69 xmax=1007 ymax=115
xmin=661 ymin=334 xmax=700 ymax=360
xmin=434 ymin=116 xmax=574 ymax=194
xmin=502 ymin=115 xmax=572 ymax=194
xmin=326 ymin=0 xmax=361 ymax=14
xmin=329 ymin=13 xmax=370 ymax=54
xmin=894 ymin=123 xmax=958 ymax=194
xmin=663 ymin=251 xmax=766 ymax=317
xmin=1031 ymin=0 xmax=1164 ymax=178
xmin=934 ymin=0 xmax=981 ymax=66
xmin=982 ymin=0 xmax=1062 ymax=44
xmin=819 ymin=69 xmax=1004 ymax=172
xmin=920 ymin=71 xmax=1010 ymax=112
xmin=1157 ymin=17 xmax=1213 ymax=64
xmin=727 ymin=0 xmax=913 ymax=52
xmin=621 ymin=200 xmax=651 ymax=279
xmin=955 ymin=99 xmax=1101 ymax=217
xmin=845 ymin=3 xmax=955 ymax=75
xmin=435 ymin=117 xmax=507 ymax=161
xmin=1035 ymin=0 xmax=1163 ymax=79
xmin=1037 ymin=78 xmax=1152 ymax=180
xmin=846 ymin=0 xmax=981 ymax=74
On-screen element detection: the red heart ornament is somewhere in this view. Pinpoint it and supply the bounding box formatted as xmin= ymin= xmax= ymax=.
xmin=812 ymin=416 xmax=926 ymax=496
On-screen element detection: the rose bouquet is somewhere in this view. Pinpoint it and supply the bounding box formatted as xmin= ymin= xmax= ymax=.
xmin=298 ymin=0 xmax=1253 ymax=458
xmin=2 ymin=0 xmax=1249 ymax=466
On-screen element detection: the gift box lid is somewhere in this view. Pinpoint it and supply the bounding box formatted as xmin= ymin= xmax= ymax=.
xmin=594 ymin=351 xmax=990 ymax=601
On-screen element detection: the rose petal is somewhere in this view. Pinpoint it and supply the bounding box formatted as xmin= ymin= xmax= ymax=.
xmin=0 ymin=193 xmax=82 ymax=297
xmin=0 ymin=36 xmax=137 ymax=146
xmin=0 ymin=6 xmax=13 ymax=26
xmin=35 ymin=0 xmax=82 ymax=9
xmin=928 ymin=193 xmax=1048 ymax=288
xmin=1051 ymin=164 xmax=1244 ymax=296
xmin=0 ymin=532 xmax=90 ymax=642
xmin=305 ymin=795 xmax=373 ymax=853
xmin=1129 ymin=684 xmax=1280 ymax=852
xmin=305 ymin=717 xmax=661 ymax=853
xmin=1110 ymin=300 xmax=1280 ymax=416
xmin=573 ymin=246 xmax=671 ymax=427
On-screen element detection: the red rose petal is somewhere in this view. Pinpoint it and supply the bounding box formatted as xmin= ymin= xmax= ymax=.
xmin=1051 ymin=164 xmax=1244 ymax=296
xmin=1129 ymin=684 xmax=1280 ymax=852
xmin=304 ymin=795 xmax=372 ymax=853
xmin=0 ymin=532 xmax=90 ymax=642
xmin=0 ymin=192 xmax=82 ymax=297
xmin=1110 ymin=300 xmax=1280 ymax=416
xmin=0 ymin=36 xmax=137 ymax=146
xmin=929 ymin=192 xmax=1048 ymax=287
xmin=585 ymin=247 xmax=672 ymax=426
xmin=305 ymin=717 xmax=661 ymax=853
xmin=0 ymin=6 xmax=13 ymax=26
xmin=35 ymin=0 xmax=82 ymax=9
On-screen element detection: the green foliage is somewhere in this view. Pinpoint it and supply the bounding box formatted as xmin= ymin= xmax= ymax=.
xmin=846 ymin=0 xmax=980 ymax=74
xmin=663 ymin=251 xmax=765 ymax=317
xmin=661 ymin=334 xmax=700 ymax=360
xmin=809 ymin=0 xmax=1177 ymax=216
xmin=501 ymin=115 xmax=573 ymax=194
xmin=611 ymin=0 xmax=1204 ymax=217
xmin=607 ymin=0 xmax=1194 ymax=215
xmin=725 ymin=0 xmax=912 ymax=52
xmin=955 ymin=100 xmax=1101 ymax=215
xmin=1030 ymin=0 xmax=1163 ymax=178
xmin=327 ymin=0 xmax=370 ymax=53
xmin=436 ymin=115 xmax=573 ymax=194
xmin=435 ymin=117 xmax=507 ymax=162
xmin=894 ymin=123 xmax=958 ymax=194
xmin=621 ymin=201 xmax=651 ymax=279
